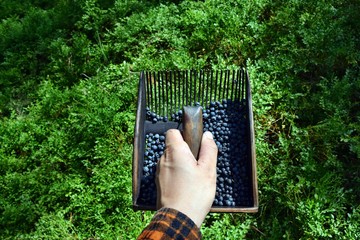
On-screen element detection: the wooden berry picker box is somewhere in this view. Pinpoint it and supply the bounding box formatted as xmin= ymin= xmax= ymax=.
xmin=133 ymin=69 xmax=258 ymax=213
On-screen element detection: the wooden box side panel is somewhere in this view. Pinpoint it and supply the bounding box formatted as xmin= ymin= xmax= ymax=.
xmin=246 ymin=70 xmax=259 ymax=211
xmin=133 ymin=72 xmax=146 ymax=209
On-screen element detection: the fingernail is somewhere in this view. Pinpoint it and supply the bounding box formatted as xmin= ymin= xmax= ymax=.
xmin=204 ymin=131 xmax=213 ymax=139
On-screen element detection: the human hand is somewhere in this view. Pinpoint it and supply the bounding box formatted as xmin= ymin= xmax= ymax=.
xmin=156 ymin=129 xmax=218 ymax=227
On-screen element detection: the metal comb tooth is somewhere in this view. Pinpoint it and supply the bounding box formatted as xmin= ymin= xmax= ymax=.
xmin=145 ymin=70 xmax=245 ymax=118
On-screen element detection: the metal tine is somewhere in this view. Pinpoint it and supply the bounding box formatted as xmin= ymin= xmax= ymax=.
xmin=231 ymin=70 xmax=239 ymax=102
xmin=241 ymin=69 xmax=245 ymax=102
xmin=205 ymin=70 xmax=210 ymax=108
xmin=195 ymin=70 xmax=199 ymax=105
xmin=161 ymin=71 xmax=169 ymax=117
xmin=189 ymin=70 xmax=193 ymax=106
xmin=159 ymin=71 xmax=162 ymax=116
xmin=189 ymin=70 xmax=192 ymax=106
xmin=169 ymin=71 xmax=173 ymax=118
xmin=245 ymin=69 xmax=248 ymax=103
xmin=237 ymin=69 xmax=241 ymax=102
xmin=190 ymin=70 xmax=193 ymax=105
xmin=146 ymin=72 xmax=149 ymax=109
xmin=165 ymin=71 xmax=168 ymax=116
xmin=175 ymin=70 xmax=179 ymax=115
xmin=223 ymin=70 xmax=227 ymax=102
xmin=145 ymin=71 xmax=150 ymax=109
xmin=218 ymin=70 xmax=223 ymax=103
xmin=159 ymin=71 xmax=163 ymax=116
xmin=226 ymin=70 xmax=231 ymax=100
xmin=233 ymin=70 xmax=237 ymax=102
xmin=239 ymin=69 xmax=243 ymax=102
xmin=236 ymin=69 xmax=241 ymax=102
xmin=234 ymin=69 xmax=238 ymax=102
xmin=200 ymin=70 xmax=204 ymax=107
xmin=151 ymin=72 xmax=155 ymax=112
xmin=210 ymin=70 xmax=218 ymax=102
xmin=151 ymin=72 xmax=157 ymax=112
xmin=231 ymin=69 xmax=236 ymax=101
xmin=224 ymin=70 xmax=227 ymax=100
xmin=173 ymin=70 xmax=176 ymax=115
xmin=190 ymin=70 xmax=192 ymax=105
xmin=186 ymin=71 xmax=191 ymax=105
xmin=166 ymin=71 xmax=169 ymax=115
xmin=214 ymin=70 xmax=218 ymax=104
xmin=150 ymin=72 xmax=153 ymax=108
xmin=209 ymin=70 xmax=213 ymax=105
xmin=198 ymin=70 xmax=201 ymax=105
xmin=207 ymin=70 xmax=211 ymax=107
xmin=162 ymin=71 xmax=165 ymax=116
xmin=237 ymin=69 xmax=242 ymax=102
xmin=173 ymin=71 xmax=176 ymax=115
xmin=156 ymin=71 xmax=160 ymax=115
xmin=193 ymin=70 xmax=197 ymax=105
xmin=183 ymin=70 xmax=186 ymax=107
xmin=223 ymin=70 xmax=228 ymax=101
xmin=149 ymin=72 xmax=152 ymax=111
xmin=183 ymin=70 xmax=186 ymax=109
xmin=178 ymin=70 xmax=181 ymax=114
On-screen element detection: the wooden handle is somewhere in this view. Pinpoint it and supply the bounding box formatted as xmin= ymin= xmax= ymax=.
xmin=182 ymin=106 xmax=203 ymax=159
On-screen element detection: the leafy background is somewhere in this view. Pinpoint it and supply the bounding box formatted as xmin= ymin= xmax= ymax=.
xmin=0 ymin=0 xmax=359 ymax=239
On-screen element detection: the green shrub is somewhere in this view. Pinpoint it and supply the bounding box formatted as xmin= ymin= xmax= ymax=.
xmin=1 ymin=0 xmax=359 ymax=238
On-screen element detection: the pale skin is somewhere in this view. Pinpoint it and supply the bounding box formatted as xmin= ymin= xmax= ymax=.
xmin=156 ymin=129 xmax=218 ymax=228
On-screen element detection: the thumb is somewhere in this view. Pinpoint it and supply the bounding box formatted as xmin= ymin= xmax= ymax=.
xmin=197 ymin=131 xmax=218 ymax=169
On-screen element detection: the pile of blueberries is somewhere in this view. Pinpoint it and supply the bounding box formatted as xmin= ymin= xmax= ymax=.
xmin=138 ymin=100 xmax=253 ymax=207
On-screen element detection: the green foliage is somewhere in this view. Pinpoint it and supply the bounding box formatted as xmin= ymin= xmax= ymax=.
xmin=1 ymin=0 xmax=359 ymax=239
xmin=202 ymin=213 xmax=253 ymax=239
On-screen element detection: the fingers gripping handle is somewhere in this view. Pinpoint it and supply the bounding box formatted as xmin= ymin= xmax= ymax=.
xmin=182 ymin=106 xmax=203 ymax=159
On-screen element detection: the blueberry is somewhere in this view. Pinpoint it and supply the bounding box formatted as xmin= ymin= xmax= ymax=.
xmin=142 ymin=99 xmax=251 ymax=207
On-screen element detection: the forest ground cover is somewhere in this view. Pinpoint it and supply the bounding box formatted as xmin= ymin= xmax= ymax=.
xmin=0 ymin=0 xmax=359 ymax=239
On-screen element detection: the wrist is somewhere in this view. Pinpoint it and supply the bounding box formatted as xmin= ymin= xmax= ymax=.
xmin=164 ymin=204 xmax=206 ymax=228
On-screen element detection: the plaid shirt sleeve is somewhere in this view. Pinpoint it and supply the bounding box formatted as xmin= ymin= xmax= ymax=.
xmin=137 ymin=208 xmax=202 ymax=240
